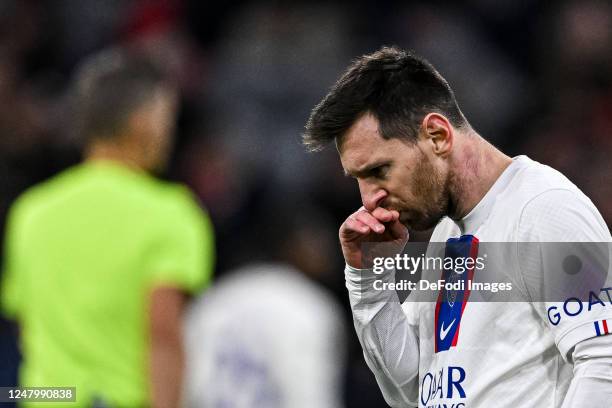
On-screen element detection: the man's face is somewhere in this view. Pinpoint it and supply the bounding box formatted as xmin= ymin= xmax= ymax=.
xmin=339 ymin=113 xmax=450 ymax=231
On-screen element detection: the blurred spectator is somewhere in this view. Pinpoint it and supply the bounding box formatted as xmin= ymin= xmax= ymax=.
xmin=207 ymin=2 xmax=354 ymax=190
xmin=184 ymin=202 xmax=346 ymax=408
xmin=0 ymin=47 xmax=214 ymax=407
xmin=523 ymin=0 xmax=612 ymax=226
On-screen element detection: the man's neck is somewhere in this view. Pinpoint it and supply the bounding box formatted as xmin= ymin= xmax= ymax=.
xmin=449 ymin=131 xmax=513 ymax=220
xmin=84 ymin=141 xmax=146 ymax=172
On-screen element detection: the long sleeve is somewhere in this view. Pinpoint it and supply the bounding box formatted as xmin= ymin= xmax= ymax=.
xmin=561 ymin=334 xmax=612 ymax=407
xmin=345 ymin=264 xmax=420 ymax=407
xmin=516 ymin=189 xmax=612 ymax=406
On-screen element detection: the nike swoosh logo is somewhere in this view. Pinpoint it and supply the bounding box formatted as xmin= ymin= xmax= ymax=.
xmin=440 ymin=318 xmax=456 ymax=341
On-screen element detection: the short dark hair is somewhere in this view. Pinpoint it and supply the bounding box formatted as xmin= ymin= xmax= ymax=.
xmin=303 ymin=46 xmax=467 ymax=151
xmin=72 ymin=47 xmax=168 ymax=140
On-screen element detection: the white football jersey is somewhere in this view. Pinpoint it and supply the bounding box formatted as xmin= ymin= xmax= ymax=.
xmin=347 ymin=156 xmax=612 ymax=408
xmin=184 ymin=263 xmax=346 ymax=408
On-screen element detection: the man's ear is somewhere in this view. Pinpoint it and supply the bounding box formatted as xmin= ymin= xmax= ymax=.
xmin=420 ymin=113 xmax=453 ymax=157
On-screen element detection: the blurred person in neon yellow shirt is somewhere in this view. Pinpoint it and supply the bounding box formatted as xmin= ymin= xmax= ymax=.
xmin=0 ymin=48 xmax=214 ymax=408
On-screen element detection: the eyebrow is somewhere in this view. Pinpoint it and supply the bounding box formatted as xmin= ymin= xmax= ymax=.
xmin=344 ymin=160 xmax=391 ymax=178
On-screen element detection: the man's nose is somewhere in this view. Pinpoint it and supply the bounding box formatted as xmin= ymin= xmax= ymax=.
xmin=358 ymin=180 xmax=388 ymax=212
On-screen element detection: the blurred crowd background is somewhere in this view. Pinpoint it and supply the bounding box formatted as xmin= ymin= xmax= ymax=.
xmin=0 ymin=0 xmax=610 ymax=407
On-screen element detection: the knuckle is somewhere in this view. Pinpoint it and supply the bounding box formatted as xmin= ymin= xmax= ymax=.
xmin=360 ymin=211 xmax=374 ymax=221
xmin=344 ymin=219 xmax=359 ymax=232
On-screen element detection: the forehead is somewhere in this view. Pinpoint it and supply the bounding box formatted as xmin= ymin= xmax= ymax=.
xmin=339 ymin=113 xmax=411 ymax=171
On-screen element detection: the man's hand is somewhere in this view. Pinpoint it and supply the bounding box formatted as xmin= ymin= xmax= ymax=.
xmin=340 ymin=207 xmax=408 ymax=269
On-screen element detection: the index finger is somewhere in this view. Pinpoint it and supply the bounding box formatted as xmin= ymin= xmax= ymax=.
xmin=371 ymin=207 xmax=399 ymax=223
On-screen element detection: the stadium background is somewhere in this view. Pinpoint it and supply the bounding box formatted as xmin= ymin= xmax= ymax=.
xmin=0 ymin=0 xmax=610 ymax=406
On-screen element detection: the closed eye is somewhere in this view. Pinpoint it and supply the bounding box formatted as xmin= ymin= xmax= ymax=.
xmin=369 ymin=164 xmax=389 ymax=179
xmin=344 ymin=161 xmax=392 ymax=180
